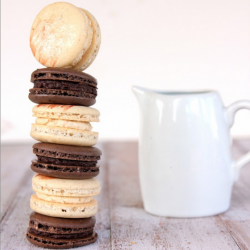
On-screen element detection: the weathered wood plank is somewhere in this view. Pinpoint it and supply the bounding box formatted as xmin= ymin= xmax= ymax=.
xmin=104 ymin=141 xmax=244 ymax=250
xmin=89 ymin=146 xmax=111 ymax=250
xmin=218 ymin=140 xmax=250 ymax=250
xmin=1 ymin=170 xmax=35 ymax=249
xmin=1 ymin=144 xmax=33 ymax=219
xmin=1 ymin=143 xmax=111 ymax=250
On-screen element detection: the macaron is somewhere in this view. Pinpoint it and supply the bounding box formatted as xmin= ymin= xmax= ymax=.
xmin=32 ymin=174 xmax=101 ymax=197
xmin=31 ymin=142 xmax=102 ymax=179
xmin=31 ymin=174 xmax=100 ymax=218
xmin=30 ymin=104 xmax=100 ymax=146
xmin=29 ymin=68 xmax=98 ymax=106
xmin=26 ymin=212 xmax=97 ymax=249
xmin=30 ymin=2 xmax=101 ymax=71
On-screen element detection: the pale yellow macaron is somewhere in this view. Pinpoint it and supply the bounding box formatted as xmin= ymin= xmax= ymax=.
xmin=32 ymin=174 xmax=101 ymax=197
xmin=30 ymin=174 xmax=100 ymax=218
xmin=30 ymin=104 xmax=100 ymax=146
xmin=30 ymin=2 xmax=101 ymax=71
xmin=30 ymin=194 xmax=98 ymax=218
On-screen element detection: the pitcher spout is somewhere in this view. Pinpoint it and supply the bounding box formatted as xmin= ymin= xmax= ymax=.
xmin=132 ymin=85 xmax=148 ymax=105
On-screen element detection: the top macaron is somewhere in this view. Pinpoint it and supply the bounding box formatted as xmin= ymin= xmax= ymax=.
xmin=30 ymin=2 xmax=101 ymax=71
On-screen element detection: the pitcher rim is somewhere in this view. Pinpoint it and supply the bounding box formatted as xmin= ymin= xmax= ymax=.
xmin=132 ymin=85 xmax=217 ymax=96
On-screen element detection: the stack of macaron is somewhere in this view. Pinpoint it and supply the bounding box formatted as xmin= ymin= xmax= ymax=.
xmin=26 ymin=2 xmax=102 ymax=249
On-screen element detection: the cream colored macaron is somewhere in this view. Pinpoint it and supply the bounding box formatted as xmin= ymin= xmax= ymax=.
xmin=30 ymin=174 xmax=100 ymax=218
xmin=72 ymin=9 xmax=101 ymax=71
xmin=32 ymin=174 xmax=101 ymax=197
xmin=30 ymin=2 xmax=93 ymax=68
xmin=30 ymin=194 xmax=98 ymax=218
xmin=31 ymin=104 xmax=100 ymax=146
xmin=30 ymin=2 xmax=101 ymax=71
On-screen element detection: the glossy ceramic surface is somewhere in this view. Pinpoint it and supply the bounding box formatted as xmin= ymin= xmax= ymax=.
xmin=132 ymin=86 xmax=250 ymax=217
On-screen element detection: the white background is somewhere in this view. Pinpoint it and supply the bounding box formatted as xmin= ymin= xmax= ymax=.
xmin=1 ymin=0 xmax=250 ymax=144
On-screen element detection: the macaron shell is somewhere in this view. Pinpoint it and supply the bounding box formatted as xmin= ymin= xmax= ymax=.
xmin=31 ymin=124 xmax=98 ymax=146
xmin=36 ymin=192 xmax=93 ymax=204
xmin=26 ymin=231 xmax=98 ymax=249
xmin=29 ymin=93 xmax=96 ymax=107
xmin=33 ymin=142 xmax=102 ymax=159
xmin=29 ymin=212 xmax=96 ymax=230
xmin=32 ymin=174 xmax=101 ymax=197
xmin=31 ymin=67 xmax=98 ymax=85
xmin=30 ymin=2 xmax=93 ymax=68
xmin=73 ymin=9 xmax=101 ymax=71
xmin=32 ymin=104 xmax=100 ymax=122
xmin=30 ymin=195 xmax=98 ymax=218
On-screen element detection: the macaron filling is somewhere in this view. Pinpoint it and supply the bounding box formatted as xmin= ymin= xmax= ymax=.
xmin=28 ymin=227 xmax=93 ymax=239
xmin=33 ymin=80 xmax=97 ymax=92
xmin=35 ymin=118 xmax=93 ymax=131
xmin=36 ymin=156 xmax=97 ymax=166
xmin=31 ymin=160 xmax=100 ymax=178
xmin=29 ymin=88 xmax=96 ymax=99
xmin=35 ymin=192 xmax=93 ymax=204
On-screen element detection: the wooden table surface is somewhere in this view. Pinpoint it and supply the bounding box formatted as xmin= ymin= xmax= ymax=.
xmin=1 ymin=140 xmax=250 ymax=250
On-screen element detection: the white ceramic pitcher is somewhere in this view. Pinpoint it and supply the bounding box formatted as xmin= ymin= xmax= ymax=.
xmin=132 ymin=86 xmax=250 ymax=217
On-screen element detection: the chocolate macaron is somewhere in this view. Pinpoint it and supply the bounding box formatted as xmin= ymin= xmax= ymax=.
xmin=31 ymin=143 xmax=101 ymax=179
xmin=26 ymin=212 xmax=97 ymax=249
xmin=29 ymin=68 xmax=98 ymax=106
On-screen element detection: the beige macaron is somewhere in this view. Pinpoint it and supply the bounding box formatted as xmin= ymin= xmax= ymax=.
xmin=31 ymin=104 xmax=100 ymax=146
xmin=30 ymin=174 xmax=100 ymax=218
xmin=30 ymin=2 xmax=93 ymax=68
xmin=30 ymin=3 xmax=101 ymax=71
xmin=30 ymin=194 xmax=98 ymax=218
xmin=32 ymin=174 xmax=101 ymax=197
xmin=72 ymin=9 xmax=101 ymax=71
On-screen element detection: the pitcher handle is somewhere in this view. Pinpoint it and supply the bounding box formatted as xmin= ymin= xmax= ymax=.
xmin=226 ymin=100 xmax=250 ymax=181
